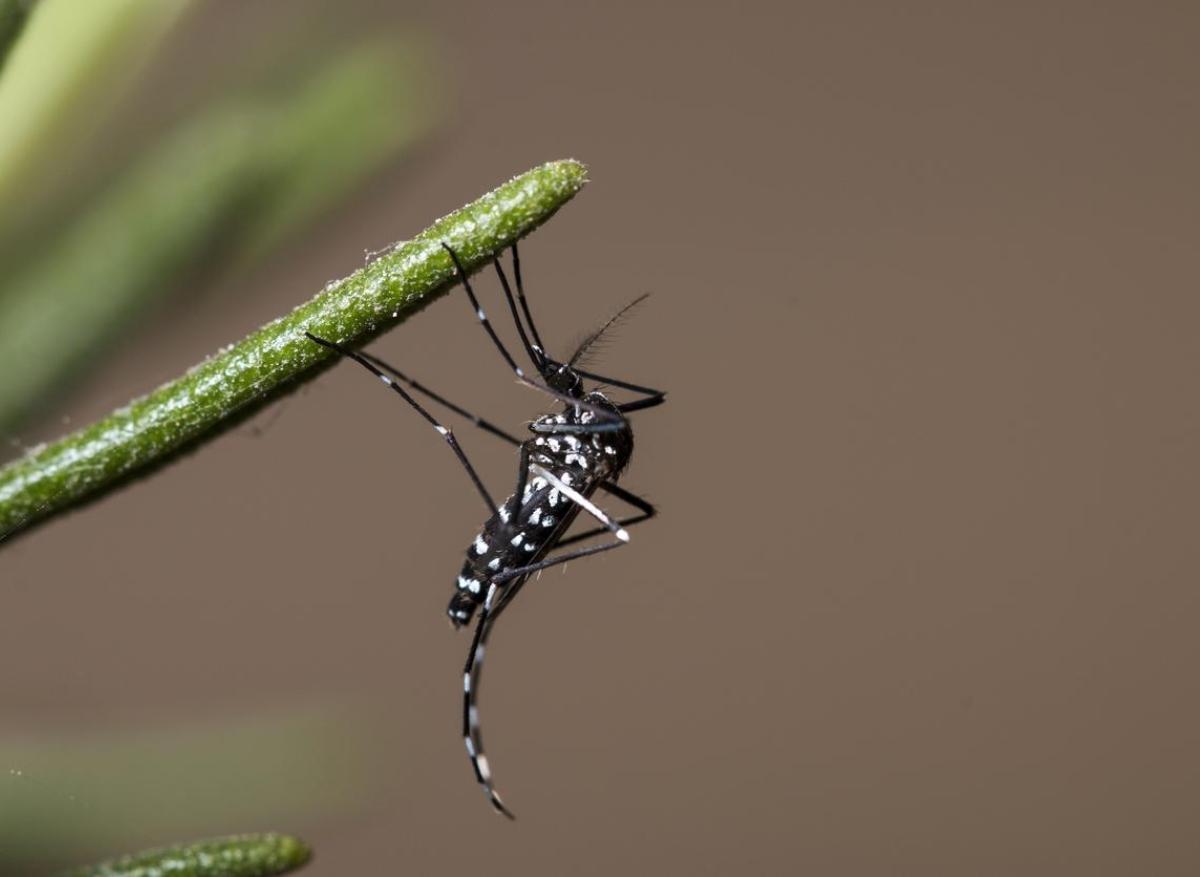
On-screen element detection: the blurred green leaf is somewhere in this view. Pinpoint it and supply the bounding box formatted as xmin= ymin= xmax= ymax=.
xmin=0 ymin=0 xmax=192 ymax=224
xmin=0 ymin=0 xmax=35 ymax=69
xmin=62 ymin=833 xmax=311 ymax=877
xmin=0 ymin=40 xmax=433 ymax=433
xmin=234 ymin=38 xmax=436 ymax=263
xmin=0 ymin=710 xmax=366 ymax=871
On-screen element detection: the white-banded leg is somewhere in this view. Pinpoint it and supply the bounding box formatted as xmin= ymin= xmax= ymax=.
xmin=491 ymin=252 xmax=545 ymax=371
xmin=305 ymin=333 xmax=498 ymax=515
xmin=510 ymin=242 xmax=548 ymax=357
xmin=553 ymin=482 xmax=656 ymax=549
xmin=463 ymin=580 xmax=517 ymax=819
xmin=357 ymin=351 xmax=522 ymax=447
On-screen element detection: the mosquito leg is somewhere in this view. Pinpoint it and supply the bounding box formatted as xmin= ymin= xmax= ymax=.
xmin=510 ymin=241 xmax=548 ymax=355
xmin=495 ymin=540 xmax=627 ymax=591
xmin=529 ymin=421 xmax=627 ymax=435
xmin=463 ymin=582 xmax=517 ymax=819
xmin=306 ymin=333 xmax=498 ymax=515
xmin=357 ymin=351 xmax=521 ymax=447
xmin=441 ymin=244 xmax=623 ymax=428
xmin=553 ymin=482 xmax=656 ymax=548
xmin=492 ymin=254 xmax=544 ymax=371
xmin=442 ymin=243 xmax=528 ymax=379
xmin=571 ymin=366 xmax=666 ymax=413
xmin=617 ymin=395 xmax=666 ymax=414
xmin=572 ymin=366 xmax=666 ymax=400
xmin=502 ymin=444 xmax=531 ymax=540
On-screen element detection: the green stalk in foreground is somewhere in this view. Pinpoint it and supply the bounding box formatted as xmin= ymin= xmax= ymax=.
xmin=63 ymin=833 xmax=310 ymax=877
xmin=0 ymin=159 xmax=588 ymax=540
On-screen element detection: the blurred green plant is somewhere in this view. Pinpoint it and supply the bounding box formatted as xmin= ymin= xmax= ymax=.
xmin=0 ymin=0 xmax=35 ymax=68
xmin=63 ymin=833 xmax=311 ymax=877
xmin=0 ymin=158 xmax=589 ymax=539
xmin=0 ymin=0 xmax=192 ymax=219
xmin=0 ymin=6 xmax=589 ymax=871
xmin=1 ymin=709 xmax=373 ymax=870
xmin=0 ymin=40 xmax=433 ymax=432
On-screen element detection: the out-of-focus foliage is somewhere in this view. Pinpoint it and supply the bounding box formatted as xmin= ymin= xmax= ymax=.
xmin=0 ymin=3 xmax=443 ymax=873
xmin=1 ymin=710 xmax=369 ymax=873
xmin=0 ymin=0 xmax=192 ymax=225
xmin=0 ymin=0 xmax=36 ymax=68
xmin=0 ymin=40 xmax=433 ymax=432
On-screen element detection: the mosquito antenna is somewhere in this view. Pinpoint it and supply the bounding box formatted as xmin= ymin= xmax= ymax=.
xmin=569 ymin=293 xmax=651 ymax=367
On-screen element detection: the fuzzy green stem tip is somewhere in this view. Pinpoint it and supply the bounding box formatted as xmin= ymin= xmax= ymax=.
xmin=63 ymin=833 xmax=311 ymax=877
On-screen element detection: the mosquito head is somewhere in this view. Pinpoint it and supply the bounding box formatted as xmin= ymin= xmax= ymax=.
xmin=541 ymin=358 xmax=585 ymax=397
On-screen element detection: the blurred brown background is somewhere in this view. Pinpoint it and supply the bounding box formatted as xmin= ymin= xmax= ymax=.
xmin=3 ymin=1 xmax=1200 ymax=874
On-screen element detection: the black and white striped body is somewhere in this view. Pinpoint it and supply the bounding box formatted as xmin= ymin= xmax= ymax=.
xmin=449 ymin=394 xmax=633 ymax=627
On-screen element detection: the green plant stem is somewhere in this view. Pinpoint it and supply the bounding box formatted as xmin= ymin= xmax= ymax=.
xmin=63 ymin=833 xmax=310 ymax=877
xmin=0 ymin=159 xmax=588 ymax=540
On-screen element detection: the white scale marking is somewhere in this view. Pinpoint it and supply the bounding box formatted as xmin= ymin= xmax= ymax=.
xmin=530 ymin=464 xmax=630 ymax=542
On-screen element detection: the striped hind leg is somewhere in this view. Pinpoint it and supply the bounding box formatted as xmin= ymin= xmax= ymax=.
xmin=463 ymin=582 xmax=517 ymax=819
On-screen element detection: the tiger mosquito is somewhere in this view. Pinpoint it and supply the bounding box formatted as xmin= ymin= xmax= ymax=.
xmin=306 ymin=241 xmax=665 ymax=817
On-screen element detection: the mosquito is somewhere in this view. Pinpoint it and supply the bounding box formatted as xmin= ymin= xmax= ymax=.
xmin=306 ymin=241 xmax=665 ymax=818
